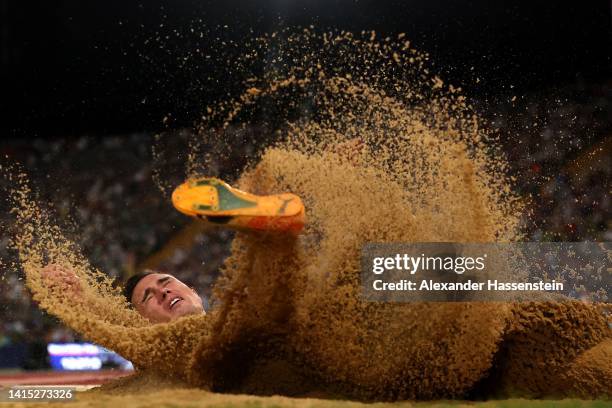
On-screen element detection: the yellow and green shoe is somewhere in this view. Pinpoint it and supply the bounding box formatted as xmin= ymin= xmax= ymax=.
xmin=172 ymin=177 xmax=305 ymax=234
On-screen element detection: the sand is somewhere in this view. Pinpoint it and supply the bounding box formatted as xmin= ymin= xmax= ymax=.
xmin=3 ymin=386 xmax=610 ymax=408
xmin=2 ymin=29 xmax=610 ymax=402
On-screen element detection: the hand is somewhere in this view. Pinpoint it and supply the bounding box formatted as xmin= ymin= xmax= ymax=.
xmin=40 ymin=263 xmax=83 ymax=294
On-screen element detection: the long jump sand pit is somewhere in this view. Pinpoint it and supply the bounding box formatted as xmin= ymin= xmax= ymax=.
xmin=3 ymin=386 xmax=611 ymax=408
xmin=3 ymin=30 xmax=610 ymax=406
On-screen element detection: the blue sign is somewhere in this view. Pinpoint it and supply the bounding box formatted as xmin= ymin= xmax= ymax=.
xmin=47 ymin=343 xmax=133 ymax=371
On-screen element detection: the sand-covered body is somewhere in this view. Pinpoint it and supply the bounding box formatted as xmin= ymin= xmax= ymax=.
xmin=11 ymin=148 xmax=610 ymax=401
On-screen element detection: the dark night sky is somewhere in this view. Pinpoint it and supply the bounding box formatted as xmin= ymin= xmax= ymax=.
xmin=1 ymin=0 xmax=611 ymax=138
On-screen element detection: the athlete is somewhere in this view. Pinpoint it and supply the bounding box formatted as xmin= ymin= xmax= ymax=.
xmin=39 ymin=141 xmax=360 ymax=324
xmin=40 ymin=264 xmax=205 ymax=323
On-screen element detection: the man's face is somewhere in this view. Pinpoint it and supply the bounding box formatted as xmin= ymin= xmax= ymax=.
xmin=131 ymin=273 xmax=204 ymax=323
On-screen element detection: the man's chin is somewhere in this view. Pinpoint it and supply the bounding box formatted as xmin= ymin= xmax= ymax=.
xmin=170 ymin=304 xmax=202 ymax=320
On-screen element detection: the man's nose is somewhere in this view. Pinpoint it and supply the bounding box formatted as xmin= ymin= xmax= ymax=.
xmin=161 ymin=287 xmax=171 ymax=300
xmin=155 ymin=288 xmax=171 ymax=302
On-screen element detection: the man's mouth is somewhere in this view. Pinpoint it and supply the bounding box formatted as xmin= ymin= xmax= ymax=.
xmin=169 ymin=297 xmax=182 ymax=309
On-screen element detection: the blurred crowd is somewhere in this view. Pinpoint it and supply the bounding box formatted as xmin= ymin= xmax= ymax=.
xmin=1 ymin=79 xmax=610 ymax=368
xmin=486 ymin=79 xmax=611 ymax=241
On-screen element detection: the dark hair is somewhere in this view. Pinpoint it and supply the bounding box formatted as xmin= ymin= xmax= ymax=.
xmin=123 ymin=271 xmax=154 ymax=305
